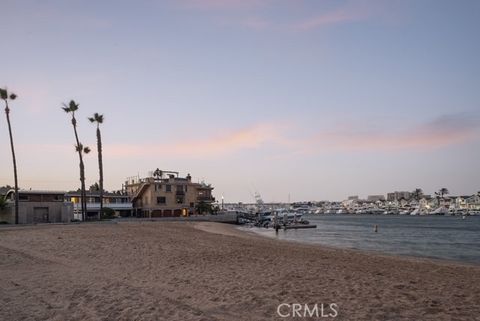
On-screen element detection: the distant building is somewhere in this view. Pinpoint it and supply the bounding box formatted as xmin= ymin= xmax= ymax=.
xmin=387 ymin=191 xmax=412 ymax=201
xmin=348 ymin=196 xmax=359 ymax=201
xmin=466 ymin=195 xmax=480 ymax=210
xmin=367 ymin=195 xmax=385 ymax=202
xmin=125 ymin=169 xmax=215 ymax=217
xmin=1 ymin=190 xmax=73 ymax=224
xmin=65 ymin=191 xmax=132 ymax=220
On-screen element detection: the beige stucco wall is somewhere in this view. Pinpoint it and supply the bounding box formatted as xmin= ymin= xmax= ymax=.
xmin=138 ymin=181 xmax=212 ymax=211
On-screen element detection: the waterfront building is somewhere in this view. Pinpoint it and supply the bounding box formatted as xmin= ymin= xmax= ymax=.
xmin=367 ymin=195 xmax=385 ymax=202
xmin=466 ymin=194 xmax=480 ymax=210
xmin=65 ymin=191 xmax=132 ymax=220
xmin=124 ymin=169 xmax=215 ymax=217
xmin=387 ymin=191 xmax=412 ymax=201
xmin=1 ymin=190 xmax=73 ymax=224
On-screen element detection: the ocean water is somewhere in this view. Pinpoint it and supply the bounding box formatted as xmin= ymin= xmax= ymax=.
xmin=242 ymin=214 xmax=480 ymax=264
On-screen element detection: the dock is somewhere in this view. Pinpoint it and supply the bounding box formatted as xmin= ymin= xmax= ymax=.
xmin=283 ymin=224 xmax=317 ymax=230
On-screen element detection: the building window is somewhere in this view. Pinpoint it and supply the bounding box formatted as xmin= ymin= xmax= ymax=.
xmin=166 ymin=185 xmax=171 ymax=192
xmin=155 ymin=184 xmax=162 ymax=191
xmin=157 ymin=197 xmax=166 ymax=204
xmin=176 ymin=196 xmax=184 ymax=204
xmin=177 ymin=185 xmax=184 ymax=192
xmin=190 ymin=202 xmax=194 ymax=208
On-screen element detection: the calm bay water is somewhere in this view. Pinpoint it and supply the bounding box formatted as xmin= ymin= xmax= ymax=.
xmin=243 ymin=214 xmax=480 ymax=264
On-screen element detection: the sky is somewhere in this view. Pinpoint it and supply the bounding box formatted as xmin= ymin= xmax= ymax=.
xmin=1 ymin=0 xmax=479 ymax=202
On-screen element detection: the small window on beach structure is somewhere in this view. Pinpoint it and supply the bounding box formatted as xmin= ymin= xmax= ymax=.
xmin=157 ymin=197 xmax=166 ymax=204
xmin=166 ymin=185 xmax=171 ymax=192
xmin=155 ymin=184 xmax=162 ymax=191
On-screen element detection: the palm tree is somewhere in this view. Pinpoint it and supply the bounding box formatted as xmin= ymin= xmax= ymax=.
xmin=435 ymin=188 xmax=449 ymax=207
xmin=62 ymin=100 xmax=90 ymax=221
xmin=439 ymin=188 xmax=449 ymax=198
xmin=1 ymin=88 xmax=19 ymax=224
xmin=88 ymin=113 xmax=104 ymax=220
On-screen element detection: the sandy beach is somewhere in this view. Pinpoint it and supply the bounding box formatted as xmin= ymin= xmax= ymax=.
xmin=1 ymin=221 xmax=479 ymax=321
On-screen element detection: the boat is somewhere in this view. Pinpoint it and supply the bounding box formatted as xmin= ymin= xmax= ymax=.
xmin=256 ymin=209 xmax=304 ymax=227
xmin=431 ymin=207 xmax=448 ymax=215
xmin=410 ymin=208 xmax=420 ymax=215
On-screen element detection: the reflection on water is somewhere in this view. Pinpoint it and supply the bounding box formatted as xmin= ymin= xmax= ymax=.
xmin=241 ymin=215 xmax=480 ymax=264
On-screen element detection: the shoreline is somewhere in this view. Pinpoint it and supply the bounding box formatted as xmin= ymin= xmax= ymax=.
xmin=1 ymin=221 xmax=479 ymax=320
xmin=230 ymin=223 xmax=480 ymax=268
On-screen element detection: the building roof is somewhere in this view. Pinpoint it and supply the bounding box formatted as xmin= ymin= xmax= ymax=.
xmin=65 ymin=191 xmax=128 ymax=197
xmin=16 ymin=190 xmax=66 ymax=195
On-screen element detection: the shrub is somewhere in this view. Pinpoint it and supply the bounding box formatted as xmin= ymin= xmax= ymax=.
xmin=101 ymin=207 xmax=116 ymax=219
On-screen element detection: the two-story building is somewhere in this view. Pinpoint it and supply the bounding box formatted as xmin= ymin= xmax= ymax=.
xmin=65 ymin=191 xmax=132 ymax=220
xmin=125 ymin=169 xmax=215 ymax=217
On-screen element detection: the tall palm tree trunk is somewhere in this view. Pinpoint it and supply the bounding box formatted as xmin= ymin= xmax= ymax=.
xmin=96 ymin=126 xmax=103 ymax=220
xmin=72 ymin=117 xmax=87 ymax=221
xmin=5 ymin=103 xmax=19 ymax=224
xmin=79 ymin=158 xmax=87 ymax=221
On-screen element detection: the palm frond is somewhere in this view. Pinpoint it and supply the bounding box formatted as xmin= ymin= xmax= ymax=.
xmin=89 ymin=113 xmax=104 ymax=124
xmin=69 ymin=100 xmax=79 ymax=111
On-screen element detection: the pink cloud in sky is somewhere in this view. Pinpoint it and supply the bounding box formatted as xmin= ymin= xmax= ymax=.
xmin=180 ymin=0 xmax=269 ymax=10
xmin=178 ymin=0 xmax=390 ymax=31
xmin=104 ymin=122 xmax=285 ymax=159
xmin=294 ymin=0 xmax=374 ymax=31
xmin=309 ymin=113 xmax=479 ymax=152
xmin=101 ymin=113 xmax=479 ymax=161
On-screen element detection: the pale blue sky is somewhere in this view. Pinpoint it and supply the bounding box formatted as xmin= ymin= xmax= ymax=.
xmin=1 ymin=0 xmax=479 ymax=202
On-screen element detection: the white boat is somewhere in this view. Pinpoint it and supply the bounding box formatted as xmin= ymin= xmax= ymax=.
xmin=410 ymin=208 xmax=420 ymax=215
xmin=262 ymin=209 xmax=303 ymax=223
xmin=431 ymin=207 xmax=448 ymax=215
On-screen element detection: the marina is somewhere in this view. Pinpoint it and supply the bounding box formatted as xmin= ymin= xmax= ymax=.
xmin=241 ymin=214 xmax=480 ymax=264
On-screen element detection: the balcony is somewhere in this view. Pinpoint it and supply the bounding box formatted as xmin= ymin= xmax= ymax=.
xmin=73 ymin=202 xmax=133 ymax=211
